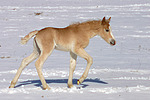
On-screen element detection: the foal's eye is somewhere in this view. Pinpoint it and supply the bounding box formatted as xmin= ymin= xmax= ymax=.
xmin=105 ymin=29 xmax=109 ymax=32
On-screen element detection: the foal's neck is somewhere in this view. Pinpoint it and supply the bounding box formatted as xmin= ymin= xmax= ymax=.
xmin=88 ymin=31 xmax=98 ymax=39
xmin=87 ymin=21 xmax=101 ymax=39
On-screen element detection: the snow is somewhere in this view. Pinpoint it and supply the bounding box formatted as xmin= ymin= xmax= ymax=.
xmin=0 ymin=0 xmax=150 ymax=100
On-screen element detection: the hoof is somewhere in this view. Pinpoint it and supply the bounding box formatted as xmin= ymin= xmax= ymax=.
xmin=9 ymin=81 xmax=16 ymax=88
xmin=43 ymin=86 xmax=51 ymax=90
xmin=77 ymin=80 xmax=80 ymax=85
xmin=9 ymin=85 xmax=15 ymax=88
xmin=68 ymin=84 xmax=74 ymax=88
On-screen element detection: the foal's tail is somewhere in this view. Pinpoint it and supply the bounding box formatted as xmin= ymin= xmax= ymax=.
xmin=20 ymin=30 xmax=38 ymax=45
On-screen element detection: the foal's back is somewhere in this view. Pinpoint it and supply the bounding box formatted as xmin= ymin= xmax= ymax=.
xmin=35 ymin=25 xmax=91 ymax=51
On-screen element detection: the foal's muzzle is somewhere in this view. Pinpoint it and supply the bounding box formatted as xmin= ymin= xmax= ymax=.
xmin=110 ymin=39 xmax=116 ymax=46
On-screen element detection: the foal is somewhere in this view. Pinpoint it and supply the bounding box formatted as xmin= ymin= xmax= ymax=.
xmin=9 ymin=17 xmax=116 ymax=90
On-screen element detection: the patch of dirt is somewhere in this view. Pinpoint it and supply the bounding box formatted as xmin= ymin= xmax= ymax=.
xmin=34 ymin=12 xmax=43 ymax=16
xmin=0 ymin=56 xmax=11 ymax=59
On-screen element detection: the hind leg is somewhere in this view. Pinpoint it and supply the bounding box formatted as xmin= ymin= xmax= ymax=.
xmin=9 ymin=41 xmax=39 ymax=88
xmin=35 ymin=41 xmax=55 ymax=90
xmin=9 ymin=50 xmax=39 ymax=88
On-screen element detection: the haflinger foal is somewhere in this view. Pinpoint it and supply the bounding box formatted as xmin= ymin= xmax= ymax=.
xmin=9 ymin=17 xmax=116 ymax=90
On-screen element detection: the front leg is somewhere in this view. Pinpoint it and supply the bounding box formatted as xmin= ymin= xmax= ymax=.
xmin=74 ymin=48 xmax=93 ymax=85
xmin=68 ymin=52 xmax=77 ymax=88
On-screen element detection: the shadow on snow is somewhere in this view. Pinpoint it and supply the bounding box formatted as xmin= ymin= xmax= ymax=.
xmin=15 ymin=78 xmax=108 ymax=89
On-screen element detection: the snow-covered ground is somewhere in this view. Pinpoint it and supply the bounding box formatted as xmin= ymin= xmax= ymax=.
xmin=0 ymin=0 xmax=150 ymax=99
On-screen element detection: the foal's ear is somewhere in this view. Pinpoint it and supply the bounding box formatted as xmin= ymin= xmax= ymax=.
xmin=107 ymin=17 xmax=111 ymax=23
xmin=102 ymin=17 xmax=106 ymax=21
xmin=101 ymin=17 xmax=106 ymax=25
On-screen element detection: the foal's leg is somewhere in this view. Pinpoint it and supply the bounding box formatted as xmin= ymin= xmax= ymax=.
xmin=68 ymin=52 xmax=77 ymax=88
xmin=35 ymin=43 xmax=54 ymax=90
xmin=9 ymin=50 xmax=39 ymax=88
xmin=74 ymin=48 xmax=93 ymax=85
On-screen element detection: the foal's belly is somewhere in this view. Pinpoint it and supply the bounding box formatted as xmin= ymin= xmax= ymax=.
xmin=54 ymin=44 xmax=70 ymax=52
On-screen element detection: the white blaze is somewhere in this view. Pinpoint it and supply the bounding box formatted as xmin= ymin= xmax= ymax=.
xmin=109 ymin=26 xmax=115 ymax=39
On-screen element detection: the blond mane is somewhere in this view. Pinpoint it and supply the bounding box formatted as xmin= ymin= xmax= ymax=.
xmin=67 ymin=20 xmax=101 ymax=28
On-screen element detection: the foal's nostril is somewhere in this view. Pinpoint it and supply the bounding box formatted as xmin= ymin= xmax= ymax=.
xmin=110 ymin=39 xmax=116 ymax=45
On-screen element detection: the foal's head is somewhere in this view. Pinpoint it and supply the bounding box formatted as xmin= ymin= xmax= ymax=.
xmin=98 ymin=17 xmax=116 ymax=46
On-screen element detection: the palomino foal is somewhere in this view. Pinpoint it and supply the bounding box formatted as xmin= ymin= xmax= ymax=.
xmin=9 ymin=17 xmax=116 ymax=90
